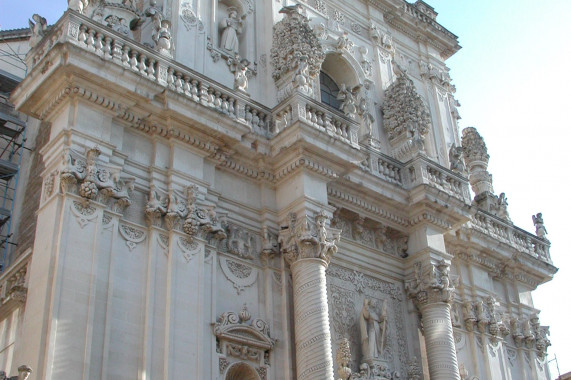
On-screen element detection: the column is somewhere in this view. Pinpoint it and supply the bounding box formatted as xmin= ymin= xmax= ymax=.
xmin=279 ymin=211 xmax=340 ymax=380
xmin=406 ymin=260 xmax=460 ymax=380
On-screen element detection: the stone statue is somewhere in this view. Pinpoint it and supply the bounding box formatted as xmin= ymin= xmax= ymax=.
xmin=17 ymin=365 xmax=32 ymax=380
xmin=496 ymin=192 xmax=510 ymax=220
xmin=448 ymin=144 xmax=465 ymax=173
xmin=228 ymin=56 xmax=249 ymax=92
xmin=337 ymin=84 xmax=358 ymax=119
xmin=28 ymin=14 xmax=47 ymax=48
xmin=155 ymin=20 xmax=173 ymax=56
xmin=360 ymin=298 xmax=387 ymax=364
xmin=68 ymin=0 xmax=88 ymax=14
xmin=532 ymin=213 xmax=547 ymax=239
xmin=219 ymin=8 xmax=245 ymax=54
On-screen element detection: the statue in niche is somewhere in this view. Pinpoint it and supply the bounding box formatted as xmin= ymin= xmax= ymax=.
xmin=219 ymin=7 xmax=246 ymax=54
xmin=360 ymin=298 xmax=387 ymax=364
xmin=532 ymin=213 xmax=547 ymax=239
xmin=28 ymin=14 xmax=47 ymax=48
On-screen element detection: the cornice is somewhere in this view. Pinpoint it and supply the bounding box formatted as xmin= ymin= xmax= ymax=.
xmin=327 ymin=185 xmax=409 ymax=228
xmin=367 ymin=0 xmax=460 ymax=59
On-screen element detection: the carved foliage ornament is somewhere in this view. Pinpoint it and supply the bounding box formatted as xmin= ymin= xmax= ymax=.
xmin=278 ymin=211 xmax=341 ymax=266
xmin=145 ymin=183 xmax=227 ymax=242
xmin=270 ymin=5 xmax=325 ymax=82
xmin=382 ymin=74 xmax=431 ymax=147
xmin=60 ymin=147 xmax=134 ymax=213
xmin=461 ymin=127 xmax=489 ymax=164
xmin=405 ymin=260 xmax=457 ymax=307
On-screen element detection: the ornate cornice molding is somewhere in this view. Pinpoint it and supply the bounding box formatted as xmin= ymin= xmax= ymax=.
xmin=327 ymin=186 xmax=409 ymax=228
xmin=275 ymin=157 xmax=338 ymax=183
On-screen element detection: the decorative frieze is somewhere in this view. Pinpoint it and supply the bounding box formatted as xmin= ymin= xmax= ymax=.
xmin=330 ymin=209 xmax=408 ymax=258
xmin=119 ymin=223 xmax=147 ymax=251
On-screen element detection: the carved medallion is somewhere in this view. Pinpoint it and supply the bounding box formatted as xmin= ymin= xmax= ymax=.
xmin=119 ymin=224 xmax=147 ymax=251
xmin=71 ymin=201 xmax=98 ymax=228
xmin=219 ymin=257 xmax=258 ymax=294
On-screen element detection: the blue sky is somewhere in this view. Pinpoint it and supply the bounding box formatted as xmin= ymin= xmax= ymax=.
xmin=1 ymin=0 xmax=570 ymax=376
xmin=430 ymin=1 xmax=571 ymax=374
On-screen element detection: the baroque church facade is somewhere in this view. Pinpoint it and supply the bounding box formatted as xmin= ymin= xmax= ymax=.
xmin=0 ymin=0 xmax=556 ymax=379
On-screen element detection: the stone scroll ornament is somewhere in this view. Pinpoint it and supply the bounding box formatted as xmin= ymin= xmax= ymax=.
xmin=214 ymin=304 xmax=275 ymax=365
xmin=60 ymin=146 xmax=134 ymax=213
xmin=270 ymin=4 xmax=325 ymax=99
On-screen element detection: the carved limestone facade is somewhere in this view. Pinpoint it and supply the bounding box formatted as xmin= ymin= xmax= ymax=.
xmin=0 ymin=1 xmax=556 ymax=380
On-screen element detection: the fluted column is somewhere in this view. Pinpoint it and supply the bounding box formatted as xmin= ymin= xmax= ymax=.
xmin=406 ymin=260 xmax=460 ymax=380
xmin=279 ymin=211 xmax=340 ymax=380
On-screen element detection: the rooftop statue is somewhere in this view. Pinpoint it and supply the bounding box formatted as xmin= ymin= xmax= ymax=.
xmin=28 ymin=14 xmax=47 ymax=48
xmin=533 ymin=213 xmax=548 ymax=239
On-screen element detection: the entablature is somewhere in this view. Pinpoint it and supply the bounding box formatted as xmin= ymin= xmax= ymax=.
xmin=447 ymin=226 xmax=556 ymax=289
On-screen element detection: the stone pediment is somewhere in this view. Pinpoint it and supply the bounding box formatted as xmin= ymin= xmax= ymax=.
xmin=214 ymin=307 xmax=275 ymax=352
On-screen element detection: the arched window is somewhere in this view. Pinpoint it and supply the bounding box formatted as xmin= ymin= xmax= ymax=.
xmin=320 ymin=71 xmax=341 ymax=110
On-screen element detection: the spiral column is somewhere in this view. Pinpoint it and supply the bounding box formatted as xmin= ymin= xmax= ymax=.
xmin=290 ymin=258 xmax=334 ymax=380
xmin=406 ymin=260 xmax=460 ymax=380
xmin=279 ymin=211 xmax=340 ymax=380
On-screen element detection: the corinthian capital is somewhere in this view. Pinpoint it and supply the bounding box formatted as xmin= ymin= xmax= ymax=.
xmin=405 ymin=259 xmax=457 ymax=307
xmin=279 ymin=210 xmax=341 ymax=266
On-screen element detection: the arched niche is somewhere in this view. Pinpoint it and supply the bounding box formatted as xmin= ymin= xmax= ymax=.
xmin=216 ymin=0 xmax=255 ymax=59
xmin=225 ymin=362 xmax=261 ymax=380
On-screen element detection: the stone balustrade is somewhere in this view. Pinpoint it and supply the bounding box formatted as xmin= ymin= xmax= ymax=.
xmin=471 ymin=210 xmax=551 ymax=263
xmin=360 ymin=146 xmax=404 ymax=185
xmin=405 ymin=155 xmax=472 ymax=203
xmin=27 ymin=11 xmax=273 ymax=138
xmin=272 ymin=95 xmax=360 ymax=149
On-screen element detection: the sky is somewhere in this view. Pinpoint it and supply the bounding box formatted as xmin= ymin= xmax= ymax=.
xmin=1 ymin=0 xmax=570 ymax=377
